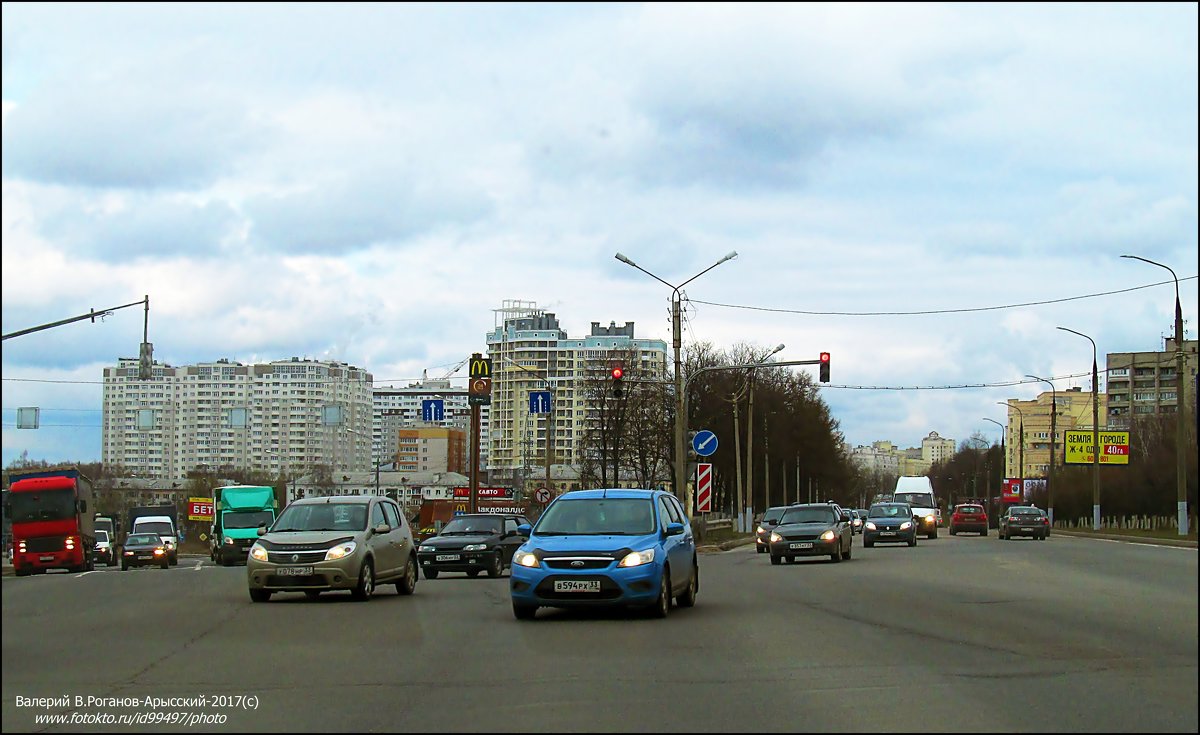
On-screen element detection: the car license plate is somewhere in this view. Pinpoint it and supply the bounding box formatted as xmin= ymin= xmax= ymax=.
xmin=435 ymin=554 xmax=460 ymax=562
xmin=880 ymin=532 xmax=896 ymax=536
xmin=40 ymin=555 xmax=55 ymax=562
xmin=138 ymin=555 xmax=153 ymax=560
xmin=277 ymin=566 xmax=314 ymax=576
xmin=789 ymin=542 xmax=813 ymax=550
xmin=554 ymin=579 xmax=600 ymax=592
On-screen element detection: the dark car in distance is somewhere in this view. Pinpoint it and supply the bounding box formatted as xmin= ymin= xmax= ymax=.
xmin=755 ymin=506 xmax=791 ymax=554
xmin=950 ymin=503 xmax=988 ymax=536
xmin=863 ymin=503 xmax=918 ymax=548
xmin=121 ymin=533 xmax=170 ymax=570
xmin=999 ymin=506 xmax=1050 ymax=540
xmin=767 ymin=504 xmax=853 ymax=564
xmin=417 ymin=513 xmax=531 ymax=579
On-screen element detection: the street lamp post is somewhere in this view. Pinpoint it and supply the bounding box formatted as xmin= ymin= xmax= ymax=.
xmin=982 ymin=417 xmax=1005 ymax=515
xmin=999 ymin=401 xmax=1025 ymax=482
xmin=1026 ymin=374 xmax=1057 ymax=527
xmin=1121 ymin=255 xmax=1189 ymax=536
xmin=615 ymin=251 xmax=738 ymax=519
xmin=1058 ymin=326 xmax=1102 ymax=531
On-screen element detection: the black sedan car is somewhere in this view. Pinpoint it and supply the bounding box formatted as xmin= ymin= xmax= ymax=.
xmin=999 ymin=506 xmax=1050 ymax=540
xmin=863 ymin=503 xmax=918 ymax=547
xmin=417 ymin=513 xmax=531 ymax=579
xmin=767 ymin=504 xmax=853 ymax=564
xmin=755 ymin=505 xmax=791 ymax=554
xmin=121 ymin=533 xmax=170 ymax=570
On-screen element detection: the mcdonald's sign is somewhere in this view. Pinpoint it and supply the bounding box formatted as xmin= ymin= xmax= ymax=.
xmin=469 ymin=358 xmax=492 ymax=379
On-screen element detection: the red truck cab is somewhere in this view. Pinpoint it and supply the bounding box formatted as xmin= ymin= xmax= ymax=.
xmin=6 ymin=469 xmax=96 ymax=576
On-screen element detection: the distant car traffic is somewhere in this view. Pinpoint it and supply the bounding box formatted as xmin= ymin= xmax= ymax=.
xmin=999 ymin=506 xmax=1050 ymax=540
xmin=417 ymin=513 xmax=531 ymax=579
xmin=755 ymin=506 xmax=791 ymax=553
xmin=509 ymin=488 xmax=698 ymax=620
xmin=850 ymin=509 xmax=867 ymax=535
xmin=766 ymin=503 xmax=853 ymax=564
xmin=862 ymin=503 xmax=918 ymax=548
xmin=93 ymin=529 xmax=115 ymax=567
xmin=247 ymin=495 xmax=418 ymax=602
xmin=950 ymin=504 xmax=988 ymax=536
xmin=121 ymin=533 xmax=170 ymax=570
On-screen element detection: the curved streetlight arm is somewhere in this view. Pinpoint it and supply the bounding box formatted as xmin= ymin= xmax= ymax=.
xmin=1121 ymin=254 xmax=1180 ymax=308
xmin=982 ymin=417 xmax=1004 ymax=431
xmin=1056 ymin=326 xmax=1097 ymax=360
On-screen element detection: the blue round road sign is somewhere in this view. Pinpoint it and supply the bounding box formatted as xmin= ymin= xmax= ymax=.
xmin=692 ymin=429 xmax=718 ymax=456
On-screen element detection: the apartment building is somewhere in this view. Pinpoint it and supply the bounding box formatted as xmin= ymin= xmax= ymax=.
xmin=395 ymin=426 xmax=467 ymax=474
xmin=485 ymin=300 xmax=668 ymax=491
xmin=1002 ymin=386 xmax=1107 ymax=478
xmin=102 ymin=357 xmax=373 ymax=480
xmin=1105 ymin=338 xmax=1197 ymax=430
xmin=373 ymin=379 xmax=488 ymax=471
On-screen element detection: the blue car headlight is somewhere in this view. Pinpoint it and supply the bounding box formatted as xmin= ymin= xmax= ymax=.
xmin=617 ymin=548 xmax=656 ymax=568
xmin=513 ymin=551 xmax=540 ymax=568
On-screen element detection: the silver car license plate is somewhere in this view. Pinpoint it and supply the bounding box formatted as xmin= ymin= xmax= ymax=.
xmin=277 ymin=566 xmax=314 ymax=576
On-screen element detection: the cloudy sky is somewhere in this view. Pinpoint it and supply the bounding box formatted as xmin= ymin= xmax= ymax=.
xmin=3 ymin=3 xmax=1197 ymax=468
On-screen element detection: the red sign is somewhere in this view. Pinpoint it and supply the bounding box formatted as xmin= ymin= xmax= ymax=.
xmin=534 ymin=487 xmax=552 ymax=504
xmin=452 ymin=487 xmax=514 ymax=500
xmin=188 ymin=498 xmax=215 ymax=521
xmin=696 ymin=463 xmax=713 ymax=513
xmin=1002 ymin=478 xmax=1023 ymax=502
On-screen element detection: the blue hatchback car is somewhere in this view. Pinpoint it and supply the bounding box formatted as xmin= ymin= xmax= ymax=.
xmin=509 ymin=489 xmax=699 ymax=620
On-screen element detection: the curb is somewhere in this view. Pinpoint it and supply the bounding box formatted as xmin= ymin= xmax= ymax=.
xmin=698 ymin=537 xmax=756 ymax=553
xmin=1049 ymin=529 xmax=1197 ymax=548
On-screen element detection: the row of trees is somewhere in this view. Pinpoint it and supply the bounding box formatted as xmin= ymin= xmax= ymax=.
xmin=573 ymin=341 xmax=858 ymax=519
xmin=925 ymin=411 xmax=1197 ymax=524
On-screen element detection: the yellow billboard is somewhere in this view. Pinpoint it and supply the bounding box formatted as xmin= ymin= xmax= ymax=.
xmin=1064 ymin=430 xmax=1130 ymax=465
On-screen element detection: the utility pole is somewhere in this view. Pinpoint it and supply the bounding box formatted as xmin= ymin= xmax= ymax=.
xmin=731 ymin=397 xmax=745 ymax=532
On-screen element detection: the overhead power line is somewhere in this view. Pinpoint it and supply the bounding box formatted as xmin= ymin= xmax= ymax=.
xmin=690 ymin=276 xmax=1196 ymax=316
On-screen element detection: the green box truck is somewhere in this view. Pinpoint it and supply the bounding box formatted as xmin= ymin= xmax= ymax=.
xmin=210 ymin=485 xmax=277 ymax=566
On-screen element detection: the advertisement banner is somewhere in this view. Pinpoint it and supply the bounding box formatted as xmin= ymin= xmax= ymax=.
xmin=1064 ymin=430 xmax=1130 ymax=465
xmin=1002 ymin=478 xmax=1023 ymax=502
xmin=188 ymin=497 xmax=214 ymax=522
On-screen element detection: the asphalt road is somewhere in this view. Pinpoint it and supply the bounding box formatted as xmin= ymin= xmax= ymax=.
xmin=2 ymin=533 xmax=1196 ymax=733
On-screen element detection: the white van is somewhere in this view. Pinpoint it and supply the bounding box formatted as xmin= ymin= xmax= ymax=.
xmin=893 ymin=476 xmax=939 ymax=539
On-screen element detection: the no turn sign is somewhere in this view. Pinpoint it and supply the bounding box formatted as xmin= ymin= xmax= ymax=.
xmin=535 ymin=487 xmax=552 ymax=504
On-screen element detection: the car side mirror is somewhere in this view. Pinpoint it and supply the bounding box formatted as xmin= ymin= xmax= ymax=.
xmin=374 ymin=523 xmax=391 ymax=535
xmin=257 ymin=526 xmax=267 ymax=536
xmin=665 ymin=522 xmax=685 ymax=536
xmin=517 ymin=523 xmax=531 ymax=537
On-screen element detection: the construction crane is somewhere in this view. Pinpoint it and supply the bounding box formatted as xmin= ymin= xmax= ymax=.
xmin=427 ymin=357 xmax=469 ymax=382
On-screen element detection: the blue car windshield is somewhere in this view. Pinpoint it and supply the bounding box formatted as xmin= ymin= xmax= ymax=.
xmin=536 ymin=498 xmax=656 ymax=535
xmin=779 ymin=508 xmax=835 ymax=525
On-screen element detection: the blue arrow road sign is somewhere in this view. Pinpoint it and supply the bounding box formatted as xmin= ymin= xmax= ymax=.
xmin=692 ymin=429 xmax=718 ymax=456
xmin=529 ymin=390 xmax=552 ymax=414
xmin=422 ymin=399 xmax=445 ymax=422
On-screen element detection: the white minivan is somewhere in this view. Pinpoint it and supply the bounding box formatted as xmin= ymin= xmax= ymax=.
xmin=893 ymin=476 xmax=939 ymax=539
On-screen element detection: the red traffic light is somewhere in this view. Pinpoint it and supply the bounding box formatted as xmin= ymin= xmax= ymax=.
xmin=611 ymin=367 xmax=624 ymax=380
xmin=820 ymin=352 xmax=830 ymax=363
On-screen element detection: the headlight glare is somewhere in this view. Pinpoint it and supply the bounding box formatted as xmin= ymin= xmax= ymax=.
xmin=224 ymin=537 xmax=234 ymax=545
xmin=769 ymin=532 xmax=782 ymax=543
xmin=513 ymin=551 xmax=539 ymax=568
xmin=865 ymin=521 xmax=877 ymax=531
xmin=325 ymin=542 xmax=357 ymax=560
xmin=900 ymin=521 xmax=913 ymax=530
xmin=249 ymin=544 xmax=268 ymax=562
xmin=820 ymin=530 xmax=835 ymax=541
xmin=756 ymin=526 xmax=765 ymax=535
xmin=618 ymin=548 xmax=655 ymax=568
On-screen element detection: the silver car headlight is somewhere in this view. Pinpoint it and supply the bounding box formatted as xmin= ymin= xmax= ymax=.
xmin=900 ymin=521 xmax=913 ymax=530
xmin=463 ymin=543 xmax=489 ymax=551
xmin=249 ymin=543 xmax=268 ymax=562
xmin=820 ymin=530 xmax=835 ymax=541
xmin=418 ymin=545 xmax=436 ymax=553
xmin=325 ymin=541 xmax=358 ymax=560
xmin=513 ymin=551 xmax=540 ymax=568
xmin=865 ymin=521 xmax=877 ymax=531
xmin=617 ymin=548 xmax=656 ymax=568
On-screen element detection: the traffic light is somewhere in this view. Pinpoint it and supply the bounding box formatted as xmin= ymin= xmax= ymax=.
xmin=819 ymin=352 xmax=830 ymax=383
xmin=139 ymin=342 xmax=154 ymax=381
xmin=611 ymin=365 xmax=625 ymax=398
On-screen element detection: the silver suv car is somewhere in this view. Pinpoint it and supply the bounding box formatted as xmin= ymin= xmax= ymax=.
xmin=247 ymin=495 xmax=418 ymax=602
